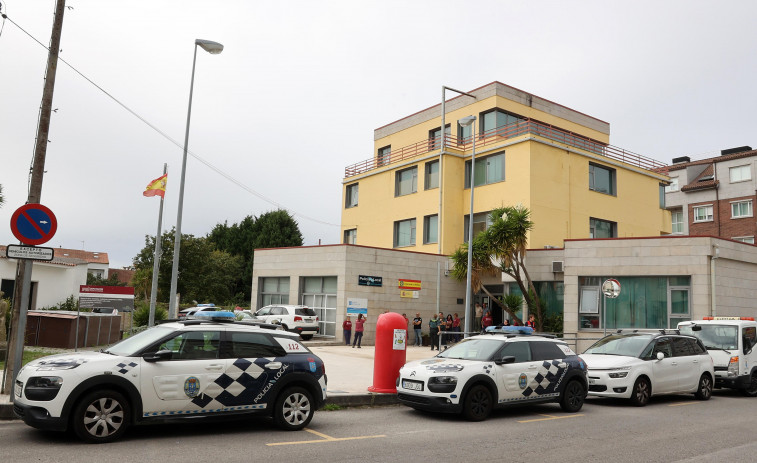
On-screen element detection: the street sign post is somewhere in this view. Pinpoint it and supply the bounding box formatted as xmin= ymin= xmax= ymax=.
xmin=10 ymin=203 xmax=58 ymax=245
xmin=5 ymin=244 xmax=54 ymax=261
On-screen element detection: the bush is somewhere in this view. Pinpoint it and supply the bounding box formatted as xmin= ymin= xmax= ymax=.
xmin=40 ymin=295 xmax=80 ymax=311
xmin=133 ymin=302 xmax=167 ymax=327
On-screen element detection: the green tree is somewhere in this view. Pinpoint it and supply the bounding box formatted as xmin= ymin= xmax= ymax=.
xmin=451 ymin=206 xmax=543 ymax=329
xmin=208 ymin=210 xmax=303 ymax=301
xmin=86 ymin=273 xmax=128 ymax=287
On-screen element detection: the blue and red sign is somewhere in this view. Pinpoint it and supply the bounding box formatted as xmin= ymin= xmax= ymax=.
xmin=10 ymin=203 xmax=58 ymax=246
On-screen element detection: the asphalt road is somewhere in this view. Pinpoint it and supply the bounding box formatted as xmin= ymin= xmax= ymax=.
xmin=2 ymin=389 xmax=757 ymax=462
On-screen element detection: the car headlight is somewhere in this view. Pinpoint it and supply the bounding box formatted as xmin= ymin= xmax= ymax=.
xmin=35 ymin=360 xmax=80 ymax=371
xmin=27 ymin=376 xmax=64 ymax=388
xmin=429 ymin=376 xmax=458 ymax=385
xmin=608 ymin=367 xmax=631 ymax=379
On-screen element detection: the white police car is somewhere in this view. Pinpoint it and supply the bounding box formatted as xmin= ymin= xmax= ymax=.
xmin=13 ymin=313 xmax=327 ymax=443
xmin=397 ymin=327 xmax=588 ymax=421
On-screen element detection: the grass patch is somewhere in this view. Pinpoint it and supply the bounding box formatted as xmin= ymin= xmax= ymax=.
xmin=322 ymin=403 xmax=343 ymax=411
xmin=0 ymin=349 xmax=56 ymax=371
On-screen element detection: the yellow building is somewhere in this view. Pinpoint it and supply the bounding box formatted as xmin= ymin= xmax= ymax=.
xmin=342 ymin=82 xmax=670 ymax=254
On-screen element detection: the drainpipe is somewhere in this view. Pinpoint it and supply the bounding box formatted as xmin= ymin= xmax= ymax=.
xmin=711 ymin=244 xmax=719 ymax=317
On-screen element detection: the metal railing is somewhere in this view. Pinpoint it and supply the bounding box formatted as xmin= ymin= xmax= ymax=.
xmin=345 ymin=118 xmax=667 ymax=178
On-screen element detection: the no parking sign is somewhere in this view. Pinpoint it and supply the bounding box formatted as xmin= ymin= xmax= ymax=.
xmin=10 ymin=203 xmax=57 ymax=245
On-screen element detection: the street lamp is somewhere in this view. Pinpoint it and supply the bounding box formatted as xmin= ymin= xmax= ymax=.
xmin=458 ymin=115 xmax=476 ymax=338
xmin=168 ymin=39 xmax=224 ymax=318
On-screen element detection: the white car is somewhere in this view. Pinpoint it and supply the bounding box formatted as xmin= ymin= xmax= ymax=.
xmin=13 ymin=314 xmax=327 ymax=443
xmin=582 ymin=330 xmax=715 ymax=406
xmin=397 ymin=330 xmax=588 ymax=421
xmin=253 ymin=305 xmax=319 ymax=340
xmin=177 ymin=303 xmax=218 ymax=320
xmin=678 ymin=317 xmax=757 ymax=396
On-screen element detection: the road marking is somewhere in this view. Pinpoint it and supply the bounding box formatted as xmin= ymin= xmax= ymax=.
xmin=668 ymin=401 xmax=699 ymax=407
xmin=517 ymin=413 xmax=584 ymax=423
xmin=267 ymin=428 xmax=386 ymax=446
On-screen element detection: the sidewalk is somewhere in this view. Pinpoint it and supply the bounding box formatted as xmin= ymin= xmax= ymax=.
xmin=0 ymin=343 xmax=439 ymax=419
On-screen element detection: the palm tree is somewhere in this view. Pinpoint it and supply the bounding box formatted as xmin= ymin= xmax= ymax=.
xmin=450 ymin=205 xmax=543 ymax=329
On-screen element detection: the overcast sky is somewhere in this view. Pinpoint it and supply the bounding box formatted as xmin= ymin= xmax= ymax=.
xmin=1 ymin=1 xmax=756 ymax=269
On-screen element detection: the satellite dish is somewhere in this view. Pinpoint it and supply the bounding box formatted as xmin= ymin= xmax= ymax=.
xmin=602 ymin=279 xmax=621 ymax=298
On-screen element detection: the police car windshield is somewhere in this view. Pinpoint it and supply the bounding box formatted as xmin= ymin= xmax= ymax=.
xmin=584 ymin=334 xmax=652 ymax=357
xmin=105 ymin=326 xmax=176 ymax=356
xmin=437 ymin=339 xmax=503 ymax=361
xmin=679 ymin=324 xmax=738 ymax=350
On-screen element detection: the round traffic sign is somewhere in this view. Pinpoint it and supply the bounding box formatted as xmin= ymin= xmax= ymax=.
xmin=10 ymin=203 xmax=58 ymax=245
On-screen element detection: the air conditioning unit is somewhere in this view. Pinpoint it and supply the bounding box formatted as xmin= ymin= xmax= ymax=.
xmin=552 ymin=261 xmax=564 ymax=273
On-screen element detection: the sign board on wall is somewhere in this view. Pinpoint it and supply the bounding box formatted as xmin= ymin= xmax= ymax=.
xmin=400 ymin=290 xmax=419 ymax=299
xmin=346 ymin=297 xmax=368 ymax=316
xmin=79 ymin=285 xmax=135 ymax=312
xmin=6 ymin=244 xmax=54 ymax=261
xmin=358 ymin=275 xmax=383 ymax=287
xmin=398 ymin=279 xmax=421 ymax=290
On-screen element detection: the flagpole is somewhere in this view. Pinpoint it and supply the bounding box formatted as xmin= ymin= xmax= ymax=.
xmin=148 ymin=163 xmax=167 ymax=327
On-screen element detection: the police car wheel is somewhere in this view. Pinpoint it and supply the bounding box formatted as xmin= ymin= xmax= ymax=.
xmin=462 ymin=385 xmax=492 ymax=421
xmin=273 ymin=387 xmax=314 ymax=431
xmin=559 ymin=379 xmax=586 ymax=413
xmin=694 ymin=374 xmax=713 ymax=400
xmin=741 ymin=372 xmax=757 ymax=397
xmin=629 ymin=377 xmax=650 ymax=407
xmin=72 ymin=389 xmax=130 ymax=443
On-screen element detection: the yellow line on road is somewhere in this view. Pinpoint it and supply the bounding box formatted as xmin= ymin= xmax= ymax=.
xmin=267 ymin=428 xmax=386 ymax=446
xmin=517 ymin=413 xmax=584 ymax=423
xmin=668 ymin=401 xmax=699 ymax=407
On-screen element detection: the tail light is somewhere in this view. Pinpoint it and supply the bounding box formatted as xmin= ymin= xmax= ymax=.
xmin=294 ymin=316 xmax=303 ymax=322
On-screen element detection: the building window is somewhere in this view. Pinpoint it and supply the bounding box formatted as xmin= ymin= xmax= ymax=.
xmin=731 ymin=200 xmax=753 ymax=218
xmin=579 ymin=276 xmax=690 ymax=330
xmin=378 ymin=145 xmax=391 ymax=166
xmin=425 ymin=160 xmax=439 ymax=190
xmin=463 ymin=211 xmax=492 ymax=242
xmin=260 ymin=277 xmax=289 ymax=306
xmin=394 ymin=219 xmax=416 ymax=247
xmin=465 ymin=153 xmax=505 ymax=188
xmin=423 ymin=214 xmax=438 ymax=244
xmin=665 ymin=177 xmax=679 ymax=192
xmin=671 ymin=209 xmax=684 ymax=234
xmin=590 ymin=218 xmax=617 ymax=238
xmin=659 ymin=184 xmax=666 ymax=209
xmin=458 ymin=121 xmax=472 ymax=144
xmin=428 ymin=125 xmax=450 ymax=150
xmin=589 ymin=163 xmax=616 ymax=195
xmin=343 ymin=228 xmax=356 ymax=244
xmin=730 ymin=165 xmax=751 ymax=183
xmin=693 ymin=205 xmax=714 ymax=222
xmin=345 ymin=183 xmax=358 ymax=208
xmin=301 ymin=276 xmax=337 ymax=337
xmin=733 ymin=236 xmax=755 ymax=244
xmin=481 ymin=109 xmax=523 ymax=136
xmin=395 ymin=167 xmax=418 ymax=196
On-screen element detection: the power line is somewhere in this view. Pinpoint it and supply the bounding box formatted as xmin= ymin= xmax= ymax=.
xmin=1 ymin=13 xmax=341 ymax=228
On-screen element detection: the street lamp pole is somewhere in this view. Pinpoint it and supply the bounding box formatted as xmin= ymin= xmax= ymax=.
xmin=168 ymin=39 xmax=223 ymax=319
xmin=458 ymin=116 xmax=477 ymax=338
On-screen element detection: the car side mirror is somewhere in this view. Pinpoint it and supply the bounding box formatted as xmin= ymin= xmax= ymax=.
xmin=143 ymin=349 xmax=173 ymax=363
xmin=495 ymin=355 xmax=516 ymax=365
xmin=656 ymin=351 xmax=665 ymax=361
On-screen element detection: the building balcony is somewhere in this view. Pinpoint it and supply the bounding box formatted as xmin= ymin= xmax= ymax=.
xmin=344 ymin=118 xmax=667 ymax=178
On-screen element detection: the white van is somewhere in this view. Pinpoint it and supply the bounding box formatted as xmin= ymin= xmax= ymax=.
xmin=678 ymin=317 xmax=757 ymax=396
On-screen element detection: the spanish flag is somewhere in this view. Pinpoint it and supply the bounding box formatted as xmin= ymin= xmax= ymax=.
xmin=143 ymin=174 xmax=167 ymax=198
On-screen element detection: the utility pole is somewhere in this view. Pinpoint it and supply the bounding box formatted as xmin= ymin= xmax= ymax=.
xmin=2 ymin=0 xmax=66 ymax=395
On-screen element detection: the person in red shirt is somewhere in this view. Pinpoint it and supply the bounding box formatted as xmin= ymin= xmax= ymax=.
xmin=452 ymin=313 xmax=461 ymax=342
xmin=482 ymin=311 xmax=493 ymax=332
xmin=352 ymin=313 xmax=366 ymax=348
xmin=525 ymin=314 xmax=536 ymax=329
xmin=343 ymin=316 xmax=352 ymax=345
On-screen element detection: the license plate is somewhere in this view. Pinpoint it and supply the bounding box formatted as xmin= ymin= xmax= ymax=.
xmin=14 ymin=381 xmax=22 ymax=398
xmin=402 ymin=380 xmax=423 ymax=391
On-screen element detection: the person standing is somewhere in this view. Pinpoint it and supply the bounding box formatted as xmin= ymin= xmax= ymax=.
xmin=342 ymin=316 xmax=352 ymax=345
xmin=428 ymin=313 xmax=440 ymax=351
xmin=352 ymin=313 xmax=366 ymax=348
xmin=482 ymin=310 xmax=493 ymax=332
xmin=525 ymin=314 xmax=536 ymax=329
xmin=452 ymin=312 xmax=461 ymax=342
xmin=474 ymin=303 xmax=483 ymax=332
xmin=412 ymin=313 xmax=423 ymax=346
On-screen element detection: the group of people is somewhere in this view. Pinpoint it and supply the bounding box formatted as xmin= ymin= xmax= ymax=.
xmin=342 ymin=307 xmax=537 ymax=350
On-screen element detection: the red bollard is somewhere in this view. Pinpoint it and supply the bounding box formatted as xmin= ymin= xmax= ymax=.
xmin=368 ymin=312 xmax=407 ymax=393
